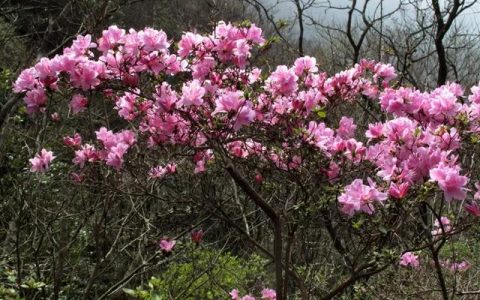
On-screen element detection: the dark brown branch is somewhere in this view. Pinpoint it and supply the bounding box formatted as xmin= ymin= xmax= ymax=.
xmin=225 ymin=163 xmax=284 ymax=300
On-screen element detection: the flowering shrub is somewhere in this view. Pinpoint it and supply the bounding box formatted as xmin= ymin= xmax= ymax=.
xmin=14 ymin=21 xmax=480 ymax=298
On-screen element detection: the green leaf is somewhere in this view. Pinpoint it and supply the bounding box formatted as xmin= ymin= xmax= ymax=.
xmin=122 ymin=288 xmax=137 ymax=296
xmin=316 ymin=110 xmax=326 ymax=119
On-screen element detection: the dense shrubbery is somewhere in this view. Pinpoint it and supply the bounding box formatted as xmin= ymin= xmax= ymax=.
xmin=124 ymin=248 xmax=267 ymax=299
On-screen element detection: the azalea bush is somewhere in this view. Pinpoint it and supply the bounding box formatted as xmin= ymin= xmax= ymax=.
xmin=12 ymin=20 xmax=480 ymax=299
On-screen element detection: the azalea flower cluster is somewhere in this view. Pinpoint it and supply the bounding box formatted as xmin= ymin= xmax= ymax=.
xmin=18 ymin=21 xmax=480 ymax=218
xmin=68 ymin=127 xmax=136 ymax=170
xmin=29 ymin=149 xmax=55 ymax=172
xmin=431 ymin=216 xmax=453 ymax=236
xmin=441 ymin=260 xmax=471 ymax=272
xmin=230 ymin=288 xmax=276 ymax=300
xmin=399 ymin=252 xmax=420 ymax=268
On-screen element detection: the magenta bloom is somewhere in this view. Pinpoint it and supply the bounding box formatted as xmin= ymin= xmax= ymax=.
xmin=399 ymin=252 xmax=419 ymax=268
xmin=148 ymin=166 xmax=167 ymax=179
xmin=389 ymin=182 xmax=409 ymax=199
xmin=450 ymin=261 xmax=471 ymax=272
xmin=159 ymin=239 xmax=176 ymax=253
xmin=337 ymin=116 xmax=356 ymax=139
xmin=365 ymin=122 xmax=384 ymax=139
xmin=293 ymin=56 xmax=317 ymax=76
xmin=29 ymin=149 xmax=55 ymax=172
xmin=190 ymin=229 xmax=204 ymax=244
xmin=431 ymin=216 xmax=452 ymax=236
xmin=429 ymin=164 xmax=468 ymax=201
xmin=51 ymin=112 xmax=60 ymax=122
xmin=230 ymin=289 xmax=240 ymax=300
xmin=266 ymin=65 xmax=298 ymax=96
xmin=213 ymin=90 xmax=244 ymax=114
xmin=464 ymin=202 xmax=480 ymax=217
xmin=70 ymin=94 xmax=89 ymax=114
xmin=63 ymin=133 xmax=82 ymax=148
xmin=233 ymin=103 xmax=256 ymax=131
xmin=13 ymin=67 xmax=38 ymax=93
xmin=338 ymin=178 xmax=387 ymax=216
xmin=373 ymin=62 xmax=396 ymax=82
xmin=73 ymin=144 xmax=97 ymax=168
xmin=24 ymin=89 xmax=47 ymax=114
xmin=97 ymin=25 xmax=125 ymax=52
xmin=179 ymin=80 xmax=205 ymax=107
xmin=261 ymin=288 xmax=276 ymax=300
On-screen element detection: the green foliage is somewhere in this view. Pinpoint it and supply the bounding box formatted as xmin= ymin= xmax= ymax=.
xmin=125 ymin=247 xmax=268 ymax=300
xmin=0 ymin=266 xmax=23 ymax=300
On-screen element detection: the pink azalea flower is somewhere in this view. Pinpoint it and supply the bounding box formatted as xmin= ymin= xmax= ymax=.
xmin=50 ymin=112 xmax=60 ymax=122
xmin=73 ymin=144 xmax=97 ymax=168
xmin=373 ymin=62 xmax=396 ymax=82
xmin=389 ymin=182 xmax=409 ymax=199
xmin=474 ymin=181 xmax=480 ymax=200
xmin=213 ymin=90 xmax=244 ymax=114
xmin=115 ymin=92 xmax=137 ymax=120
xmin=29 ymin=149 xmax=55 ymax=172
xmin=97 ymin=25 xmax=125 ymax=52
xmin=139 ymin=27 xmax=169 ymax=52
xmin=337 ymin=116 xmax=356 ymax=139
xmin=450 ymin=261 xmax=470 ymax=272
xmin=24 ymin=89 xmax=47 ymax=114
xmin=13 ymin=67 xmax=38 ymax=92
xmin=70 ymin=94 xmax=89 ymax=114
xmin=70 ymin=61 xmax=104 ymax=91
xmin=431 ymin=216 xmax=452 ymax=236
xmin=105 ymin=143 xmax=129 ymax=170
xmin=190 ymin=229 xmax=204 ymax=244
xmin=194 ymin=160 xmax=206 ymax=174
xmin=159 ymin=239 xmax=176 ymax=253
xmin=326 ymin=161 xmax=340 ymax=182
xmin=166 ymin=163 xmax=177 ymax=174
xmin=230 ymin=289 xmax=240 ymax=300
xmin=266 ymin=65 xmax=298 ymax=96
xmin=192 ymin=57 xmax=216 ymax=79
xmin=179 ymin=80 xmax=205 ymax=107
xmin=464 ymin=202 xmax=480 ymax=217
xmin=178 ymin=32 xmax=203 ymax=57
xmin=338 ymin=178 xmax=387 ymax=216
xmin=428 ymin=86 xmax=461 ymax=118
xmin=246 ymin=24 xmax=265 ymax=44
xmin=399 ymin=252 xmax=419 ymax=268
xmin=63 ymin=133 xmax=82 ymax=148
xmin=429 ymin=164 xmax=468 ymax=201
xmin=293 ymin=56 xmax=317 ymax=76
xmin=365 ymin=122 xmax=384 ymax=139
xmin=261 ymin=288 xmax=276 ymax=300
xmin=148 ymin=166 xmax=167 ymax=179
xmin=248 ymin=68 xmax=261 ymax=84
xmin=70 ymin=34 xmax=97 ymax=55
xmin=233 ymin=102 xmax=256 ymax=131
xmin=34 ymin=57 xmax=54 ymax=80
xmin=148 ymin=163 xmax=176 ymax=179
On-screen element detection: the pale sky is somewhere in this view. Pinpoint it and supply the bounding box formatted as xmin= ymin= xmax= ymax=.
xmin=261 ymin=0 xmax=480 ymax=38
